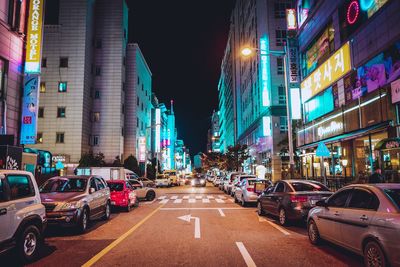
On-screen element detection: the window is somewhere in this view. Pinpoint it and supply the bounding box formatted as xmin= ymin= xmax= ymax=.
xmin=56 ymin=132 xmax=65 ymax=143
xmin=92 ymin=112 xmax=100 ymax=122
xmin=95 ymin=178 xmax=105 ymax=190
xmin=0 ymin=59 xmax=8 ymax=99
xmin=121 ymin=104 xmax=125 ymax=114
xmin=44 ymin=0 xmax=59 ymax=25
xmin=2 ymin=0 xmax=23 ymax=30
xmin=137 ymin=118 xmax=139 ymax=127
xmin=280 ymin=116 xmax=288 ymax=132
xmin=137 ymin=97 xmax=139 ymax=106
xmin=142 ymin=84 xmax=144 ymax=91
xmin=58 ymin=82 xmax=67 ymax=92
xmin=90 ymin=178 xmax=98 ymax=191
xmin=37 ymin=132 xmax=43 ymax=144
xmin=40 ymin=82 xmax=46 ymax=93
xmin=384 ymin=189 xmax=400 ymax=209
xmin=41 ymin=58 xmax=47 ymax=68
xmin=121 ymin=127 xmax=124 ymax=136
xmin=94 ymin=90 xmax=100 ymax=99
xmin=91 ymin=135 xmax=99 ymax=146
xmin=141 ymin=103 xmax=144 ymax=111
xmin=57 ymin=107 xmax=66 ymax=118
xmin=277 ymin=58 xmax=284 ymax=75
xmin=95 ymin=66 xmax=101 ymax=76
xmin=348 ymin=189 xmax=379 ymax=210
xmin=137 ymin=76 xmax=140 ymax=85
xmin=274 ymin=2 xmax=293 ymax=18
xmin=38 ymin=107 xmax=44 ymax=118
xmin=275 ymin=30 xmax=287 ymax=46
xmin=7 ymin=175 xmax=34 ymax=200
xmin=328 ymin=189 xmax=351 ymax=207
xmin=278 ymin=85 xmax=286 ymax=104
xmin=95 ymin=38 xmax=102 ymax=49
xmin=59 ymin=57 xmax=68 ymax=68
xmin=275 ymin=182 xmax=285 ymax=192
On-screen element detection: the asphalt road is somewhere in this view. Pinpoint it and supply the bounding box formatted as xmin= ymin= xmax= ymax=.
xmin=1 ymin=183 xmax=364 ymax=267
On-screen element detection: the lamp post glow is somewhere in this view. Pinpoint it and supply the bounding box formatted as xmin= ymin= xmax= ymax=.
xmin=241 ymin=47 xmax=253 ymax=57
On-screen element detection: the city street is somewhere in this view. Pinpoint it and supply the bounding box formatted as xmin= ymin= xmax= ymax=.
xmin=2 ymin=184 xmax=363 ymax=267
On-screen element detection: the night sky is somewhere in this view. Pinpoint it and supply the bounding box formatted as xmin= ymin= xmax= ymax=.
xmin=127 ymin=0 xmax=236 ymax=155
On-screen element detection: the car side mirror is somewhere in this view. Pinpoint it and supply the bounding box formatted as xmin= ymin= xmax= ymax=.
xmin=316 ymin=200 xmax=328 ymax=208
xmin=90 ymin=188 xmax=96 ymax=194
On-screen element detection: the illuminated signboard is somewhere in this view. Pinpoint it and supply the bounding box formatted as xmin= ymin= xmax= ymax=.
xmin=155 ymin=108 xmax=161 ymax=153
xmin=301 ymin=42 xmax=351 ymax=102
xmin=290 ymin=88 xmax=301 ymax=120
xmin=25 ymin=0 xmax=44 ymax=74
xmin=262 ymin=116 xmax=271 ymax=137
xmin=260 ymin=37 xmax=271 ymax=107
xmin=288 ymin=45 xmax=299 ymax=83
xmin=138 ymin=137 xmax=146 ymax=163
xmin=286 ymin=9 xmax=297 ymax=30
xmin=317 ymin=121 xmax=343 ymax=138
xmin=20 ymin=74 xmax=40 ymax=144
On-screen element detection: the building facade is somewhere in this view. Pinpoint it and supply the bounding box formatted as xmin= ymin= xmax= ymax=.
xmin=296 ymin=0 xmax=400 ymax=183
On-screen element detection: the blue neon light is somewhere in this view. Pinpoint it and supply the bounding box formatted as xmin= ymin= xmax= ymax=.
xmin=360 ymin=0 xmax=374 ymax=11
xmin=260 ymin=36 xmax=271 ymax=107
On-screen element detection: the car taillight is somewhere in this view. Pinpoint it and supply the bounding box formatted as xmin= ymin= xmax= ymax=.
xmin=290 ymin=196 xmax=308 ymax=203
xmin=246 ymin=187 xmax=254 ymax=192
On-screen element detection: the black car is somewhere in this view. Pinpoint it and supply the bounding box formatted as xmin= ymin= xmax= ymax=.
xmin=191 ymin=177 xmax=206 ymax=187
xmin=257 ymin=180 xmax=332 ymax=226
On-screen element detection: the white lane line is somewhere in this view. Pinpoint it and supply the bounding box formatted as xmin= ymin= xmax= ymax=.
xmin=188 ymin=199 xmax=196 ymax=203
xmin=266 ymin=221 xmax=290 ymax=236
xmin=173 ymin=199 xmax=182 ymax=204
xmin=215 ymin=199 xmax=225 ymax=203
xmin=158 ymin=196 xmax=166 ymax=200
xmin=236 ymin=242 xmax=257 ymax=267
xmin=195 ymin=196 xmax=202 ymax=199
xmin=207 ymin=195 xmax=214 ymax=199
xmin=202 ymin=198 xmax=210 ymax=203
xmin=159 ymin=199 xmax=169 ymax=204
xmin=258 ymin=216 xmax=267 ymax=222
xmin=183 ymin=196 xmax=189 ymax=199
xmin=218 ymin=208 xmax=225 ymax=217
xmin=170 ymin=196 xmax=178 ymax=200
xmin=218 ymin=195 xmax=226 ymax=199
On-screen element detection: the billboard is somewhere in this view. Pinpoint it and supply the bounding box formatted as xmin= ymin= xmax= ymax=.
xmin=20 ymin=74 xmax=40 ymax=145
xmin=138 ymin=137 xmax=146 ymax=163
xmin=260 ymin=36 xmax=271 ymax=107
xmin=25 ymin=0 xmax=44 ymax=74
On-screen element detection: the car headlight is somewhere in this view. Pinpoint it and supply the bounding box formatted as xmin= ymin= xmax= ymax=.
xmin=60 ymin=201 xmax=81 ymax=210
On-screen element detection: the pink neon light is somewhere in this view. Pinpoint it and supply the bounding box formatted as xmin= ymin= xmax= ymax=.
xmin=347 ymin=0 xmax=360 ymax=25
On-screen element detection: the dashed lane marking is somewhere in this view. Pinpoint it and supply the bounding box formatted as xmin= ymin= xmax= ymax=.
xmin=188 ymin=199 xmax=196 ymax=203
xmin=207 ymin=195 xmax=214 ymax=199
xmin=158 ymin=196 xmax=166 ymax=200
xmin=173 ymin=199 xmax=183 ymax=204
xmin=160 ymin=199 xmax=169 ymax=204
xmin=183 ymin=196 xmax=189 ymax=199
xmin=236 ymin=242 xmax=257 ymax=267
xmin=215 ymin=199 xmax=225 ymax=203
xmin=195 ymin=196 xmax=202 ymax=199
xmin=202 ymin=198 xmax=211 ymax=203
xmin=170 ymin=196 xmax=178 ymax=200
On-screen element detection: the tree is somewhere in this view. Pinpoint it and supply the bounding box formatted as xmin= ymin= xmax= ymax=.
xmin=202 ymin=152 xmax=227 ymax=171
xmin=124 ymin=155 xmax=140 ymax=175
xmin=78 ymin=151 xmax=106 ymax=167
xmin=112 ymin=156 xmax=122 ymax=167
xmin=226 ymin=144 xmax=250 ymax=171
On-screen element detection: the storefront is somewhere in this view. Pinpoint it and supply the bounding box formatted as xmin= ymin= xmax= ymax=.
xmin=374 ymin=138 xmax=400 ymax=182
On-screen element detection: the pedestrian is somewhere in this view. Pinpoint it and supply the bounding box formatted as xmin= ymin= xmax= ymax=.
xmin=369 ymin=168 xmax=384 ymax=183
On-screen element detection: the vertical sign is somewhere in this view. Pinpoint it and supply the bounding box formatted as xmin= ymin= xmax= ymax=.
xmin=290 ymin=88 xmax=301 ymax=119
xmin=155 ymin=108 xmax=161 ymax=152
xmin=263 ymin=116 xmax=271 ymax=137
xmin=20 ymin=74 xmax=40 ymax=144
xmin=286 ymin=9 xmax=297 ymax=30
xmin=288 ymin=45 xmax=299 ymax=84
xmin=25 ymin=0 xmax=44 ymax=74
xmin=138 ymin=137 xmax=146 ymax=163
xmin=260 ymin=37 xmax=270 ymax=107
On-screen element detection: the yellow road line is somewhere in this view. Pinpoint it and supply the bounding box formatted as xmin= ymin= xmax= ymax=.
xmin=82 ymin=204 xmax=164 ymax=267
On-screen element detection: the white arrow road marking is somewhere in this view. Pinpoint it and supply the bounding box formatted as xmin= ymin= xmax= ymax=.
xmin=170 ymin=196 xmax=178 ymax=200
xmin=158 ymin=196 xmax=166 ymax=200
xmin=159 ymin=199 xmax=169 ymax=204
xmin=188 ymin=199 xmax=196 ymax=203
xmin=183 ymin=196 xmax=189 ymax=199
xmin=266 ymin=221 xmax=290 ymax=236
xmin=202 ymin=198 xmax=210 ymax=203
xmin=173 ymin=199 xmax=182 ymax=204
xmin=215 ymin=199 xmax=225 ymax=203
xmin=218 ymin=208 xmax=225 ymax=217
xmin=195 ymin=196 xmax=202 ymax=199
xmin=207 ymin=195 xmax=214 ymax=199
xmin=236 ymin=242 xmax=257 ymax=267
xmin=177 ymin=214 xmax=201 ymax=239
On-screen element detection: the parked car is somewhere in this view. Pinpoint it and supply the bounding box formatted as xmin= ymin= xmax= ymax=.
xmin=107 ymin=180 xmax=138 ymax=211
xmin=0 ymin=170 xmax=46 ymax=263
xmin=257 ymin=180 xmax=332 ymax=226
xmin=163 ymin=170 xmax=178 ymax=186
xmin=136 ymin=177 xmax=156 ymax=188
xmin=191 ymin=177 xmax=206 ymax=187
xmin=219 ymin=176 xmax=228 ymax=190
xmin=127 ymin=179 xmax=156 ymax=201
xmin=234 ymin=178 xmax=270 ymax=206
xmin=155 ymin=174 xmax=171 ymax=187
xmin=183 ymin=175 xmax=193 ymax=185
xmin=231 ymin=174 xmax=257 ymax=197
xmin=224 ymin=172 xmax=245 ymax=195
xmin=308 ymin=184 xmax=400 ymax=267
xmin=40 ymin=175 xmax=111 ymax=233
xmin=213 ymin=176 xmax=221 ymax=187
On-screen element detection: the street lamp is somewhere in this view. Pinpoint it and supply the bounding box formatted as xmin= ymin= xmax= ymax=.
xmin=240 ymin=45 xmax=295 ymax=179
xmin=342 ymin=159 xmax=348 ymax=178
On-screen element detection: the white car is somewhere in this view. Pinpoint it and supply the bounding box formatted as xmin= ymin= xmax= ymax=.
xmin=127 ymin=179 xmax=156 ymax=201
xmin=155 ymin=174 xmax=171 ymax=187
xmin=231 ymin=174 xmax=254 ymax=196
xmin=0 ymin=170 xmax=46 ymax=263
xmin=224 ymin=172 xmax=245 ymax=194
xmin=234 ymin=178 xmax=269 ymax=206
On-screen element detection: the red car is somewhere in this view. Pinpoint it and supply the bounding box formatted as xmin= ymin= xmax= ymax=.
xmin=107 ymin=180 xmax=138 ymax=212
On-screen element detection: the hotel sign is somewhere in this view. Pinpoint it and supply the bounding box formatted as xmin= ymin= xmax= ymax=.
xmin=301 ymin=42 xmax=352 ymax=102
xmin=20 ymin=74 xmax=40 ymax=144
xmin=25 ymin=0 xmax=44 ymax=74
xmin=139 ymin=137 xmax=146 ymax=163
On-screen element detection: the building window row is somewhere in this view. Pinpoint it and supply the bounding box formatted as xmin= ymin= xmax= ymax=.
xmin=39 ymin=82 xmax=68 ymax=93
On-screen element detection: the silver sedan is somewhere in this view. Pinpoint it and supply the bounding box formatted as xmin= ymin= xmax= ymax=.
xmin=307 ymin=184 xmax=400 ymax=267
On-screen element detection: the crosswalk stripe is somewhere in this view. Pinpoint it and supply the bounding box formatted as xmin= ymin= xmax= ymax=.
xmin=160 ymin=199 xmax=169 ymax=204
xmin=229 ymin=199 xmax=234 ymax=202
xmin=188 ymin=199 xmax=196 ymax=203
xmin=202 ymin=198 xmax=210 ymax=203
xmin=183 ymin=196 xmax=189 ymax=199
xmin=158 ymin=196 xmax=166 ymax=200
xmin=173 ymin=199 xmax=182 ymax=204
xmin=215 ymin=199 xmax=225 ymax=203
xmin=170 ymin=196 xmax=178 ymax=200
xmin=207 ymin=195 xmax=214 ymax=199
xmin=195 ymin=196 xmax=202 ymax=199
xmin=218 ymin=195 xmax=226 ymax=199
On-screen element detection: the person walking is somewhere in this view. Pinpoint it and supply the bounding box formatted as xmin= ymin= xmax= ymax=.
xmin=369 ymin=168 xmax=384 ymax=183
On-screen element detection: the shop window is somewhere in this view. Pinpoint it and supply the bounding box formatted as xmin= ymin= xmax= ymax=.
xmin=57 ymin=107 xmax=66 ymax=118
xmin=58 ymin=82 xmax=67 ymax=93
xmin=56 ymin=132 xmax=65 ymax=143
xmin=59 ymin=57 xmax=68 ymax=68
xmin=37 ymin=133 xmax=43 ymax=144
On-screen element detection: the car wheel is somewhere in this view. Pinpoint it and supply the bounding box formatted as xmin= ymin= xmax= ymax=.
xmin=126 ymin=200 xmax=131 ymax=212
xmin=146 ymin=190 xmax=156 ymax=201
xmin=234 ymin=195 xmax=239 ymax=203
xmin=308 ymin=219 xmax=321 ymax=245
xmin=279 ymin=208 xmax=288 ymax=226
xmin=241 ymin=196 xmax=247 ymax=207
xmin=78 ymin=208 xmax=89 ymax=233
xmin=103 ymin=202 xmax=111 ymax=220
xmin=257 ymin=202 xmax=264 ymax=216
xmin=364 ymin=240 xmax=387 ymax=267
xmin=134 ymin=198 xmax=140 ymax=207
xmin=17 ymin=225 xmax=41 ymax=263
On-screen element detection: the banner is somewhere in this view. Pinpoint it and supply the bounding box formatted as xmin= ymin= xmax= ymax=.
xmin=20 ymin=74 xmax=40 ymax=144
xmin=25 ymin=0 xmax=44 ymax=74
xmin=139 ymin=137 xmax=146 ymax=163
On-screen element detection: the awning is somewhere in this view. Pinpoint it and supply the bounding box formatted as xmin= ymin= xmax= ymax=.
xmin=298 ymin=121 xmax=392 ymax=151
xmin=374 ymin=137 xmax=400 ymax=151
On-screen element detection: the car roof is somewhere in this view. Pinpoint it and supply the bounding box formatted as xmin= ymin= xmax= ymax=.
xmin=0 ymin=170 xmax=34 ymax=176
xmin=48 ymin=175 xmax=94 ymax=180
xmin=107 ymin=180 xmax=126 ymax=183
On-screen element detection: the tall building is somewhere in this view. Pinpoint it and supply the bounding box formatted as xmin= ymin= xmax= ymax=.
xmin=220 ymin=0 xmax=295 ymax=180
xmin=296 ymin=0 xmax=400 ymax=182
xmin=207 ymin=110 xmax=221 ymax=153
xmin=0 ymin=0 xmax=27 ymax=143
xmin=166 ymin=101 xmax=177 ymax=170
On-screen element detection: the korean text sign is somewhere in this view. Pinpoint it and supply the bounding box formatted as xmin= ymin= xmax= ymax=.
xmin=25 ymin=0 xmax=44 ymax=74
xmin=301 ymin=42 xmax=352 ymax=102
xmin=20 ymin=74 xmax=40 ymax=144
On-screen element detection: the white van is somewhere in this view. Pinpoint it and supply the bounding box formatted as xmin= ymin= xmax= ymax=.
xmin=76 ymin=167 xmax=139 ymax=181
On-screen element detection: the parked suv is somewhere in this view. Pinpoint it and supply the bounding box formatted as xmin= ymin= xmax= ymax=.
xmin=0 ymin=170 xmax=46 ymax=263
xmin=40 ymin=175 xmax=111 ymax=233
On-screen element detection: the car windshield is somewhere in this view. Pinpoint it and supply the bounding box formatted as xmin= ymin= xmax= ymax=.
xmin=156 ymin=175 xmax=165 ymax=179
xmin=248 ymin=180 xmax=267 ymax=185
xmin=108 ymin=183 xmax=124 ymax=192
xmin=384 ymin=189 xmax=400 ymax=209
xmin=240 ymin=176 xmax=255 ymax=181
xmin=40 ymin=178 xmax=87 ymax=193
xmin=290 ymin=182 xmax=329 ymax=192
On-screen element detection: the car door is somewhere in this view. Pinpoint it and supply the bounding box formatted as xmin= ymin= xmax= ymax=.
xmin=95 ymin=177 xmax=108 ymax=209
xmin=88 ymin=177 xmax=101 ymax=216
xmin=0 ymin=175 xmax=11 ymax=241
xmin=270 ymin=182 xmax=286 ymax=215
xmin=339 ymin=188 xmax=379 ymax=252
xmin=235 ymin=180 xmax=245 ymax=201
xmin=317 ymin=189 xmax=352 ymax=243
xmin=131 ymin=180 xmax=146 ymax=198
xmin=259 ymin=186 xmax=274 ymax=211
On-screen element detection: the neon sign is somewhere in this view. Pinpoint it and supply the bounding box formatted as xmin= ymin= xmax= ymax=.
xmin=347 ymin=1 xmax=360 ymax=25
xmin=263 ymin=116 xmax=271 ymax=137
xmin=25 ymin=0 xmax=44 ymax=74
xmin=260 ymin=37 xmax=270 ymax=107
xmin=286 ymin=9 xmax=297 ymax=30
